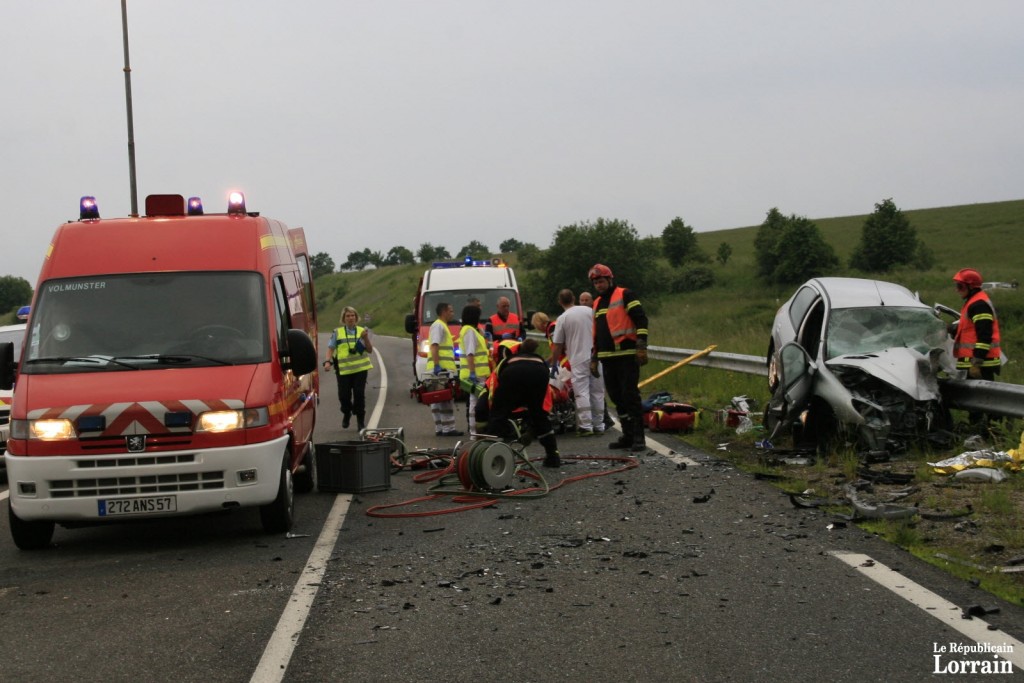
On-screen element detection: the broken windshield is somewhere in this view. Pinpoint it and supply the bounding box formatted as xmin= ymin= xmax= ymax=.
xmin=826 ymin=306 xmax=947 ymax=360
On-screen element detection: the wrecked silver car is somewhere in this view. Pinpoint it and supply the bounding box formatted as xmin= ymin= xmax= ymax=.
xmin=764 ymin=277 xmax=956 ymax=454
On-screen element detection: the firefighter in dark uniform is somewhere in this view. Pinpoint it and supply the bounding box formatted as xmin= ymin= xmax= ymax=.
xmin=951 ymin=268 xmax=1002 ymax=428
xmin=480 ymin=338 xmax=562 ymax=468
xmin=588 ymin=263 xmax=649 ymax=452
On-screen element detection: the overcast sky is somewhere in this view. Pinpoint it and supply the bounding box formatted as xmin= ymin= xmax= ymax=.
xmin=2 ymin=1 xmax=1022 ymax=283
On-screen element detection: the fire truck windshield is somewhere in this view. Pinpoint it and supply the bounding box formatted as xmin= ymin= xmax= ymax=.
xmin=22 ymin=272 xmax=270 ymax=372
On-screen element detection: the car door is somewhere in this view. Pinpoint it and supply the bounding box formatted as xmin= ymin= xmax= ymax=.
xmin=764 ymin=341 xmax=816 ymax=439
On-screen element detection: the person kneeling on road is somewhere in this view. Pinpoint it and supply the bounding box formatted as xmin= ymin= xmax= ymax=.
xmin=480 ymin=338 xmax=562 ymax=468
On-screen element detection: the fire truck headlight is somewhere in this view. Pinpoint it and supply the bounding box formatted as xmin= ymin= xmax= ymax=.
xmin=197 ymin=407 xmax=269 ymax=433
xmin=20 ymin=418 xmax=76 ymax=441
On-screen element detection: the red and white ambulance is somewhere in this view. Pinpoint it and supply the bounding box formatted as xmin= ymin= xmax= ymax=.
xmin=404 ymin=258 xmax=523 ymax=378
xmin=0 ymin=193 xmax=319 ymax=549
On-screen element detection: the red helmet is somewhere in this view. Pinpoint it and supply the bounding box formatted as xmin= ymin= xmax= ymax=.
xmin=588 ymin=263 xmax=614 ymax=280
xmin=953 ymin=268 xmax=982 ymax=289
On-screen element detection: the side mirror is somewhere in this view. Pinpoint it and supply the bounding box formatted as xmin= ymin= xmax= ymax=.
xmin=0 ymin=342 xmax=13 ymax=391
xmin=284 ymin=329 xmax=317 ymax=376
xmin=404 ymin=313 xmax=417 ymax=335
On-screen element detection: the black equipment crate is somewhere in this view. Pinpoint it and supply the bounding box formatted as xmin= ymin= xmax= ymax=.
xmin=315 ymin=441 xmax=392 ymax=493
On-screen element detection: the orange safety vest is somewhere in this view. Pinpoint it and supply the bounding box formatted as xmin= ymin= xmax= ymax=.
xmin=489 ymin=312 xmax=521 ymax=340
xmin=954 ymin=290 xmax=1001 ymax=369
xmin=594 ymin=286 xmax=638 ymax=358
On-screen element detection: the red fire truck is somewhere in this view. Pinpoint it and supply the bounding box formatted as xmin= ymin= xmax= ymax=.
xmin=0 ymin=193 xmax=319 ymax=549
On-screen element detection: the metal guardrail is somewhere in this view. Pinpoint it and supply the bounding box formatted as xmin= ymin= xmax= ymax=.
xmin=939 ymin=378 xmax=1024 ymax=419
xmin=649 ymin=345 xmax=768 ymax=376
xmin=529 ymin=332 xmax=770 ymax=376
xmin=547 ymin=335 xmax=1024 ymax=418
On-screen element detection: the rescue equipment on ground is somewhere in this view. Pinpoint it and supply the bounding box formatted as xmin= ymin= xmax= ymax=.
xmin=364 ymin=433 xmax=639 ymax=518
xmin=315 ymin=440 xmax=392 ymax=494
xmin=411 ymin=372 xmax=462 ymax=404
xmin=644 ymin=402 xmax=699 ymax=433
xmin=453 ymin=438 xmax=518 ymax=492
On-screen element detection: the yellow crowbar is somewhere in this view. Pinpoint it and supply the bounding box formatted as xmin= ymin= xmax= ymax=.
xmin=638 ymin=344 xmax=717 ymax=389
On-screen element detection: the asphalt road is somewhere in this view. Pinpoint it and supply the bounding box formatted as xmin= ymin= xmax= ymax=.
xmin=1 ymin=333 xmax=1022 ymax=682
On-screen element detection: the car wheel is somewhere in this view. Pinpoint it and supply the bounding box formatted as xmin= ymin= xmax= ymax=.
xmin=767 ymin=349 xmax=779 ymax=394
xmin=802 ymin=399 xmax=841 ymax=456
xmin=260 ymin=454 xmax=294 ymax=534
xmin=9 ymin=502 xmax=55 ymax=550
xmin=293 ymin=443 xmax=317 ymax=494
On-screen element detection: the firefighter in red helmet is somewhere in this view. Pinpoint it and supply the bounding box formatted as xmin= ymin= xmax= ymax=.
xmin=952 ymin=268 xmax=1002 ymax=427
xmin=589 ymin=263 xmax=649 ymax=452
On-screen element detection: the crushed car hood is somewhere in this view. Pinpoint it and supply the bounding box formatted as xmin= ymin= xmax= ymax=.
xmin=826 ymin=347 xmax=942 ymax=401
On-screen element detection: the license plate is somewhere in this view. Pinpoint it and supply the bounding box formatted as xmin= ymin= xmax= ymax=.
xmin=98 ymin=496 xmax=177 ymax=517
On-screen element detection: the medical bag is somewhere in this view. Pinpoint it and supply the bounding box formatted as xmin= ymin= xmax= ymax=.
xmin=644 ymin=402 xmax=699 ymax=432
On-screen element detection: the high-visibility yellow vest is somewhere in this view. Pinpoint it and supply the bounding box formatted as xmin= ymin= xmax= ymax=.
xmin=459 ymin=326 xmax=492 ymax=380
xmin=332 ymin=326 xmax=373 ymax=375
xmin=430 ymin=319 xmax=457 ymax=372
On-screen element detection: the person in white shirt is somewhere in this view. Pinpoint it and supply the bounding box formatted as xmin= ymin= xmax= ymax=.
xmin=550 ymin=288 xmax=605 ymax=435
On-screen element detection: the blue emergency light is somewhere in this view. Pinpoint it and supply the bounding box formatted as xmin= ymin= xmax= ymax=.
xmin=187 ymin=197 xmax=204 ymax=215
xmin=16 ymin=305 xmax=30 ymax=321
xmin=227 ymin=191 xmax=246 ymax=215
xmin=432 ymin=257 xmax=505 ymax=269
xmin=79 ymin=196 xmax=100 ymax=220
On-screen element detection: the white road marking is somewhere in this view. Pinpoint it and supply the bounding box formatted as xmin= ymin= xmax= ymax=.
xmin=250 ymin=346 xmax=389 ymax=682
xmin=605 ymin=417 xmax=700 ymax=467
xmin=830 ymin=551 xmax=1024 ymax=671
xmin=646 ymin=436 xmax=701 ymax=467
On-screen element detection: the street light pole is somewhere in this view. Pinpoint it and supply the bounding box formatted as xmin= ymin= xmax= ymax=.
xmin=120 ymin=0 xmax=139 ymax=216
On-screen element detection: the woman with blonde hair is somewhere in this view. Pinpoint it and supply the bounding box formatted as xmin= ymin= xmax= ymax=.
xmin=323 ymin=306 xmax=374 ymax=430
xmin=531 ymin=311 xmax=551 ymax=346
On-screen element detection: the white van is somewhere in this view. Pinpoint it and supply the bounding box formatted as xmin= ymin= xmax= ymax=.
xmin=404 ymin=259 xmax=522 ymax=378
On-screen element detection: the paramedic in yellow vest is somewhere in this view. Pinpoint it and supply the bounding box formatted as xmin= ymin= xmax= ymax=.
xmin=323 ymin=306 xmax=374 ymax=431
xmin=952 ymin=268 xmax=1003 ymax=426
xmin=458 ymin=304 xmax=492 ymax=434
xmin=429 ymin=302 xmax=463 ymax=436
xmin=589 ymin=263 xmax=649 ymax=452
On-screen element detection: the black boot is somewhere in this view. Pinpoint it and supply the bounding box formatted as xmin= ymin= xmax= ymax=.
xmin=543 ymin=450 xmax=562 ymax=468
xmin=630 ymin=418 xmax=647 ymax=452
xmin=609 ymin=418 xmax=633 ymax=449
xmin=342 ymin=412 xmax=351 ymax=428
xmin=540 ymin=434 xmax=561 ymax=467
xmin=356 ymin=413 xmax=365 ymax=431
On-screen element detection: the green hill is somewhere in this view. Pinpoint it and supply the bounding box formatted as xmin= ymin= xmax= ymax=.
xmin=316 ymin=199 xmax=1023 ymax=375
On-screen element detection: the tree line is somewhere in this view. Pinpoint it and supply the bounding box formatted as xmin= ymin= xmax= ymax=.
xmin=1 ymin=198 xmax=925 ymax=321
xmin=311 ymin=239 xmax=538 ymax=277
xmin=308 ymin=197 xmax=928 ymax=314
